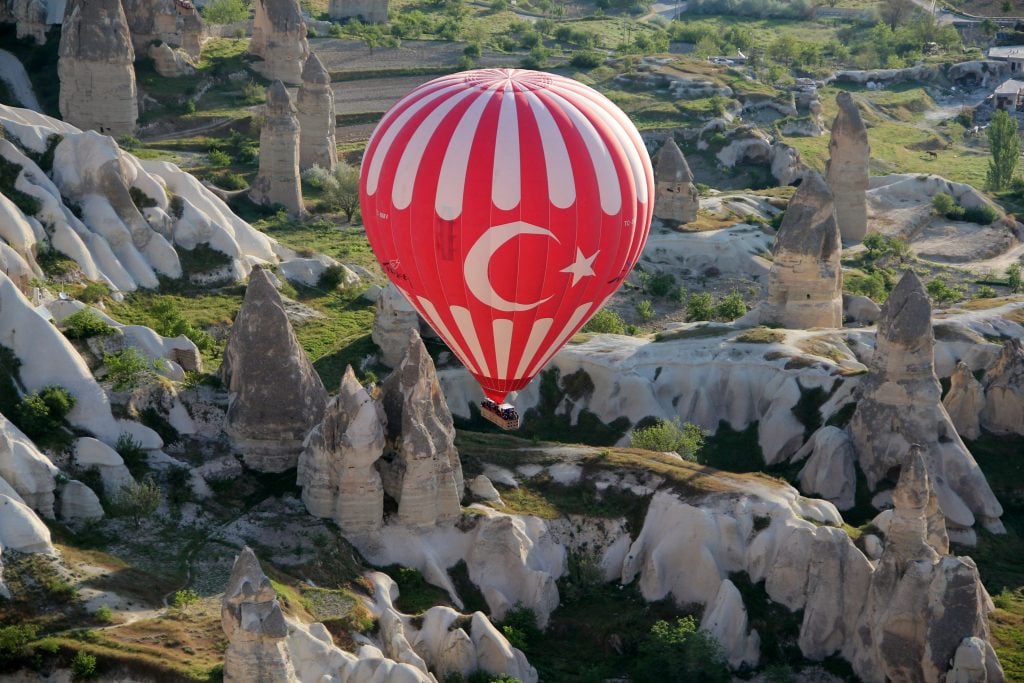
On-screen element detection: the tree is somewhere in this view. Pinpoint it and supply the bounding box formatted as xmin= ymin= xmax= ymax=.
xmin=321 ymin=163 xmax=361 ymax=221
xmin=880 ymin=0 xmax=916 ymax=30
xmin=103 ymin=347 xmax=152 ymax=391
xmin=112 ymin=477 xmax=162 ymax=528
xmin=634 ymin=617 xmax=730 ymax=682
xmin=202 ymin=0 xmax=250 ymax=24
xmin=987 ymin=109 xmax=1020 ymax=192
xmin=631 ymin=419 xmax=705 ymax=460
xmin=582 ymin=309 xmax=626 ymax=334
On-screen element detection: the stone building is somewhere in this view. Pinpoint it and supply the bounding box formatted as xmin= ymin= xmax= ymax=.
xmin=58 ymin=0 xmax=138 ymax=137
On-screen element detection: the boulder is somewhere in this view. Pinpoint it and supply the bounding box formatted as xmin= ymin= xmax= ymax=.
xmin=825 ymin=91 xmax=869 ymax=242
xmin=0 ymin=493 xmax=55 ymax=554
xmin=981 ymin=338 xmax=1024 ymax=436
xmin=220 ymin=267 xmax=328 ymax=472
xmin=296 ymin=53 xmax=338 ymax=172
xmin=758 ymin=170 xmax=842 ymax=329
xmin=222 ymin=547 xmax=297 ymax=682
xmin=73 ymin=437 xmax=134 ymax=496
xmin=378 ymin=330 xmax=464 ymax=527
xmin=944 ymin=360 xmax=984 ymax=440
xmin=0 ymin=412 xmax=58 ymax=518
xmin=59 ymin=480 xmax=104 ymax=523
xmin=12 ymin=0 xmax=48 ymax=44
xmin=949 ymin=637 xmax=1005 ymax=683
xmin=653 ymin=137 xmax=698 ymax=226
xmin=795 ymin=426 xmax=856 ymax=510
xmin=58 ymin=0 xmax=138 ymax=137
xmin=471 ymin=611 xmax=539 ymax=683
xmin=849 ymin=271 xmax=1002 ymax=529
xmin=372 ymin=283 xmax=421 ymax=368
xmin=249 ymin=0 xmax=309 ymax=84
xmin=148 ymin=42 xmax=196 ymax=78
xmin=250 ymin=81 xmax=305 ymax=217
xmin=469 ymin=474 xmax=502 ymax=504
xmin=297 ymin=366 xmax=385 ymax=534
xmin=843 ymin=292 xmax=881 ymax=324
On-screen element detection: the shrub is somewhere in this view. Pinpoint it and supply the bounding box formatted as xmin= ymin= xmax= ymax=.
xmin=634 ymin=616 xmax=730 ymax=683
xmin=686 ymin=292 xmax=714 ymax=321
xmin=1008 ymin=263 xmax=1022 ymax=292
xmin=202 ymin=0 xmax=250 ymax=24
xmin=213 ymin=171 xmax=247 ymax=190
xmin=715 ymin=291 xmax=747 ymax=320
xmin=129 ymin=186 xmax=158 ymax=210
xmin=172 ymin=588 xmax=200 ymax=612
xmin=147 ymin=300 xmax=215 ymax=351
xmin=94 ymin=605 xmax=114 ymax=623
xmin=647 ymin=272 xmax=676 ymax=297
xmin=962 ymin=204 xmax=999 ymax=225
xmin=635 ymin=299 xmax=655 ymax=321
xmin=14 ymin=386 xmax=75 ymax=447
xmin=71 ymin=650 xmax=97 ymax=679
xmin=62 ymin=309 xmax=115 ymax=340
xmin=845 ymin=270 xmax=889 ymax=302
xmin=630 ymin=418 xmax=704 ymax=460
xmin=0 ymin=623 xmax=38 ymax=661
xmin=925 ymin=276 xmax=964 ymax=304
xmin=932 ymin=192 xmax=956 ymax=216
xmin=318 ymin=264 xmax=351 ymax=291
xmin=499 ymin=606 xmax=541 ymax=651
xmin=862 ymin=232 xmax=909 ymax=261
xmin=320 ymin=163 xmax=361 ymax=221
xmin=569 ymin=50 xmax=602 ymax=68
xmin=111 ymin=477 xmax=161 ymax=528
xmin=242 ymin=80 xmax=265 ymax=104
xmin=975 ymin=285 xmax=996 ymax=299
xmin=104 ymin=348 xmax=152 ymax=391
xmin=582 ymin=309 xmax=625 ymax=334
xmin=115 ymin=433 xmax=148 ymax=478
xmin=78 ymin=282 xmax=110 ymax=304
xmin=207 ymin=149 xmax=231 ymax=167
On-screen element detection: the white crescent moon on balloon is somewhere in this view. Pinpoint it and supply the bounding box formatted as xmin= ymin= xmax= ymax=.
xmin=464 ymin=221 xmax=559 ymax=312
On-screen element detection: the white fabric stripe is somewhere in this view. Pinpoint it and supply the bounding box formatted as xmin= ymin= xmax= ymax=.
xmin=523 ymin=89 xmax=575 ymax=209
xmin=391 ymin=87 xmax=477 ymax=209
xmin=492 ymin=318 xmax=513 ymax=380
xmin=435 ymin=85 xmax=498 ymax=220
xmin=544 ymin=89 xmax=621 ymax=215
xmin=450 ymin=305 xmax=491 ymax=377
xmin=513 ymin=317 xmax=553 ymax=380
xmin=416 ymin=296 xmax=478 ymax=374
xmin=366 ymin=83 xmax=465 ymax=195
xmin=491 ymin=83 xmax=521 ymax=211
xmin=550 ymin=82 xmax=648 ymax=205
xmin=527 ymin=303 xmax=592 ymax=378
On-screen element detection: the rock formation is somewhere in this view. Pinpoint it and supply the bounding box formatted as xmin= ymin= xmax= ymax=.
xmin=372 ymin=283 xmax=420 ymax=368
xmin=851 ymin=446 xmax=1004 ymax=683
xmin=0 ymin=103 xmax=283 ymax=292
xmin=148 ymin=42 xmax=196 ymax=78
xmin=759 ymin=170 xmax=842 ymax=329
xmin=72 ymin=437 xmax=134 ymax=496
xmin=825 ymin=91 xmax=869 ymax=242
xmin=59 ymin=480 xmax=105 ymax=523
xmin=981 ymin=338 xmax=1024 ymax=436
xmin=12 ymin=0 xmax=48 ymax=44
xmin=249 ymin=0 xmax=310 ymax=85
xmin=296 ymin=53 xmax=338 ymax=172
xmin=378 ymin=330 xmax=463 ymax=527
xmin=328 ymin=0 xmax=390 ymax=23
xmin=944 ymin=360 xmax=985 ymax=440
xmin=123 ymin=0 xmax=204 ymax=57
xmin=653 ymin=136 xmax=698 ymax=226
xmin=849 ymin=271 xmax=1003 ymax=532
xmin=0 ymin=413 xmax=58 ymax=518
xmin=58 ymin=0 xmax=138 ymax=137
xmin=794 ymin=425 xmax=856 ymax=510
xmin=0 ymin=492 xmax=56 ymax=596
xmin=298 ymin=366 xmax=385 ymax=534
xmin=250 ymin=81 xmax=305 ymax=217
xmin=220 ymin=267 xmax=328 ymax=472
xmin=222 ymin=547 xmax=297 ymax=683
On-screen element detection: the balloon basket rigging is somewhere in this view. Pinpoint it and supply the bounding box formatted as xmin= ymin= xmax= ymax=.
xmin=480 ymin=399 xmax=521 ymax=431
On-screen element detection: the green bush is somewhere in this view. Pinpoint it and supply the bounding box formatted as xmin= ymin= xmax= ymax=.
xmin=78 ymin=282 xmax=110 ymax=304
xmin=318 ymin=264 xmax=351 ymax=291
xmin=715 ymin=291 xmax=747 ymax=320
xmin=14 ymin=386 xmax=75 ymax=447
xmin=94 ymin=606 xmax=114 ymax=624
xmin=111 ymin=477 xmax=161 ymax=528
xmin=569 ymin=50 xmax=602 ymax=68
xmin=925 ymin=276 xmax=964 ymax=304
xmin=687 ymin=292 xmax=714 ymax=321
xmin=147 ymin=300 xmax=215 ymax=351
xmin=845 ymin=270 xmax=890 ymax=302
xmin=582 ymin=309 xmax=625 ymax=334
xmin=172 ymin=588 xmax=200 ymax=612
xmin=0 ymin=623 xmax=38 ymax=662
xmin=862 ymin=232 xmax=909 ymax=261
xmin=635 ymin=299 xmax=655 ymax=322
xmin=975 ymin=285 xmax=997 ymax=299
xmin=115 ymin=433 xmax=148 ymax=478
xmin=499 ymin=605 xmax=541 ymax=651
xmin=71 ymin=650 xmax=97 ymax=679
xmin=103 ymin=348 xmax=152 ymax=391
xmin=647 ymin=272 xmax=676 ymax=297
xmin=962 ymin=204 xmax=999 ymax=225
xmin=630 ymin=419 xmax=704 ymax=460
xmin=1008 ymin=263 xmax=1022 ymax=292
xmin=61 ymin=309 xmax=115 ymax=340
xmin=634 ymin=616 xmax=730 ymax=683
xmin=207 ymin=149 xmax=231 ymax=167
xmin=129 ymin=186 xmax=158 ymax=210
xmin=932 ymin=192 xmax=956 ymax=216
xmin=202 ymin=0 xmax=251 ymax=23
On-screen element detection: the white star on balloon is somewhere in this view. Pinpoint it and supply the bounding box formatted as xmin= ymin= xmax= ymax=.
xmin=560 ymin=248 xmax=599 ymax=287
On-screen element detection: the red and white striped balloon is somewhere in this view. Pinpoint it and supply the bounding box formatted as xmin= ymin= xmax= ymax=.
xmin=360 ymin=68 xmax=654 ymax=403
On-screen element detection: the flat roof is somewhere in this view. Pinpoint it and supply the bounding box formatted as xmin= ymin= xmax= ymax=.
xmin=995 ymin=79 xmax=1024 ymax=95
xmin=989 ymin=46 xmax=1024 ymax=59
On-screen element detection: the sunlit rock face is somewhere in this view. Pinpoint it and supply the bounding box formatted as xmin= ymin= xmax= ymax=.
xmin=826 ymin=91 xmax=869 ymax=242
xmin=220 ymin=267 xmax=328 ymax=472
xmin=849 ymin=271 xmax=1003 ymax=532
xmin=943 ymin=360 xmax=984 ymax=440
xmin=58 ymin=0 xmax=138 ymax=137
xmin=250 ymin=81 xmax=305 ymax=218
xmin=653 ymin=136 xmax=698 ymax=226
xmin=296 ymin=53 xmax=338 ymax=173
xmin=981 ymin=338 xmax=1024 ymax=436
xmin=249 ymin=0 xmax=309 ymax=85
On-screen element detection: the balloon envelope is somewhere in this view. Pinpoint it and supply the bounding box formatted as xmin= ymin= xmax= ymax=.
xmin=359 ymin=68 xmax=654 ymax=403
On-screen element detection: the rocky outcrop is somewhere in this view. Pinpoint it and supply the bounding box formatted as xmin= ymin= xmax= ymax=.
xmin=328 ymin=0 xmax=389 ymax=23
xmin=0 ymin=104 xmax=283 ymax=291
xmin=653 ymin=137 xmax=698 ymax=226
xmin=948 ymin=60 xmax=1008 ymax=88
xmin=825 ymin=91 xmax=869 ymax=242
xmin=250 ymin=81 xmax=305 ymax=217
xmin=849 ymin=271 xmax=1002 ymax=531
xmin=220 ymin=267 xmax=328 ymax=472
xmin=296 ymin=53 xmax=337 ymax=172
xmin=372 ymin=283 xmax=420 ymax=368
xmin=0 ymin=412 xmax=58 ymax=518
xmin=58 ymin=0 xmax=138 ymax=137
xmin=700 ymin=579 xmax=760 ymax=669
xmin=758 ymin=170 xmax=842 ymax=329
xmin=288 ymin=622 xmax=434 ymax=682
xmin=794 ymin=425 xmax=856 ymax=510
xmin=378 ymin=330 xmax=463 ymax=526
xmin=123 ymin=0 xmax=204 ymax=57
xmin=12 ymin=0 xmax=48 ymax=44
xmin=222 ymin=547 xmax=297 ymax=683
xmin=851 ymin=446 xmax=1003 ymax=683
xmin=298 ymin=366 xmax=385 ymax=533
xmin=249 ymin=0 xmax=309 ymax=85
xmin=72 ymin=437 xmax=134 ymax=497
xmin=981 ymin=338 xmax=1024 ymax=436
xmin=944 ymin=360 xmax=984 ymax=440
xmin=59 ymin=480 xmax=104 ymax=523
xmin=0 ymin=492 xmax=56 ymax=597
xmin=148 ymin=42 xmax=196 ymax=78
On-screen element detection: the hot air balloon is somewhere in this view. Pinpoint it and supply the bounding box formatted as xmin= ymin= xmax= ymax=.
xmin=359 ymin=68 xmax=654 ymax=429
